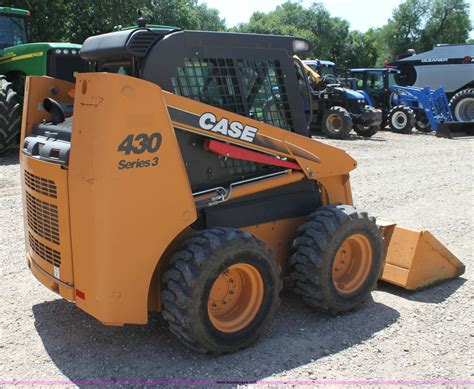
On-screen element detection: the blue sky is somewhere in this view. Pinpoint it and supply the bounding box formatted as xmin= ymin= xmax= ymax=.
xmin=200 ymin=0 xmax=474 ymax=37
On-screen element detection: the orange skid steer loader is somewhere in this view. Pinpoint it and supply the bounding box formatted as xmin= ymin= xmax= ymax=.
xmin=20 ymin=28 xmax=464 ymax=354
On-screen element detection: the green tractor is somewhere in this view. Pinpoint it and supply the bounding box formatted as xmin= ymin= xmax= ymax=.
xmin=0 ymin=6 xmax=86 ymax=154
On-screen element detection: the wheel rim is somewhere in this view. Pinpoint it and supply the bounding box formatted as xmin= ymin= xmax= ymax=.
xmin=332 ymin=234 xmax=373 ymax=295
xmin=391 ymin=111 xmax=407 ymax=130
xmin=454 ymin=97 xmax=474 ymax=122
xmin=416 ymin=119 xmax=430 ymax=129
xmin=208 ymin=263 xmax=264 ymax=333
xmin=327 ymin=114 xmax=343 ymax=132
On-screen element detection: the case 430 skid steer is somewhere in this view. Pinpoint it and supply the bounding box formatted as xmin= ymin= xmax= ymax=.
xmin=20 ymin=27 xmax=464 ymax=354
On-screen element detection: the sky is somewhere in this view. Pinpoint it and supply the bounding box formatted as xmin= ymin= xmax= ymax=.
xmin=200 ymin=0 xmax=474 ymax=37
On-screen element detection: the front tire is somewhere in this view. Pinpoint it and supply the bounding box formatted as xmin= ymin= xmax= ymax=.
xmin=162 ymin=228 xmax=282 ymax=354
xmin=388 ymin=105 xmax=415 ymax=134
xmin=414 ymin=112 xmax=432 ymax=132
xmin=289 ymin=205 xmax=384 ymax=314
xmin=449 ymin=88 xmax=474 ymax=122
xmin=354 ymin=125 xmax=378 ymax=138
xmin=322 ymin=106 xmax=352 ymax=139
xmin=0 ymin=76 xmax=21 ymax=154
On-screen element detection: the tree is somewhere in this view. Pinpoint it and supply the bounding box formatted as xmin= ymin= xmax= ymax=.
xmin=378 ymin=0 xmax=471 ymax=62
xmin=1 ymin=0 xmax=225 ymax=43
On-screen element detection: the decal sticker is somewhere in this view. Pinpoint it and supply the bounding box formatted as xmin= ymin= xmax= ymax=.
xmin=54 ymin=266 xmax=60 ymax=279
xmin=198 ymin=112 xmax=258 ymax=142
xmin=117 ymin=132 xmax=162 ymax=170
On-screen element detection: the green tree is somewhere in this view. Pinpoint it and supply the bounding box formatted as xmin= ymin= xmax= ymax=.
xmin=1 ymin=0 xmax=225 ymax=43
xmin=378 ymin=0 xmax=471 ymax=62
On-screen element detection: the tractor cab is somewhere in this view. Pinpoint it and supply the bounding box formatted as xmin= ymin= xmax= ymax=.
xmin=350 ymin=68 xmax=400 ymax=109
xmin=0 ymin=7 xmax=29 ymax=50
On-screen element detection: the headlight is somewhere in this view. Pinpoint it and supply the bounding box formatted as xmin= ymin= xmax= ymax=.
xmin=63 ymin=49 xmax=69 ymax=54
xmin=55 ymin=49 xmax=61 ymax=54
xmin=71 ymin=49 xmax=77 ymax=55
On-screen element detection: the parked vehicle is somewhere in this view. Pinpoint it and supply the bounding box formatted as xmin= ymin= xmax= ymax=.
xmin=303 ymin=59 xmax=382 ymax=138
xmin=391 ymin=44 xmax=474 ymax=122
xmin=0 ymin=6 xmax=86 ymax=154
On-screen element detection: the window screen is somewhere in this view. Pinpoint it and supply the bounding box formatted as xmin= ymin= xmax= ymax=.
xmin=171 ymin=57 xmax=292 ymax=130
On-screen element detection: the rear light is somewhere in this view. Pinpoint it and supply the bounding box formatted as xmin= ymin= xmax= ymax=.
xmin=76 ymin=289 xmax=85 ymax=300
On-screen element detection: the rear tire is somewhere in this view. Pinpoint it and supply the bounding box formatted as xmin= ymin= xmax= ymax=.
xmin=0 ymin=76 xmax=21 ymax=154
xmin=289 ymin=205 xmax=384 ymax=314
xmin=449 ymin=88 xmax=474 ymax=122
xmin=322 ymin=106 xmax=352 ymax=139
xmin=162 ymin=228 xmax=282 ymax=354
xmin=388 ymin=105 xmax=415 ymax=134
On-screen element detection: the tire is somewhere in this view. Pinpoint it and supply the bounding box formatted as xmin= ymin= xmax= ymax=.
xmin=388 ymin=105 xmax=415 ymax=134
xmin=322 ymin=106 xmax=352 ymax=139
xmin=289 ymin=205 xmax=384 ymax=314
xmin=414 ymin=112 xmax=432 ymax=132
xmin=162 ymin=228 xmax=282 ymax=354
xmin=0 ymin=76 xmax=21 ymax=154
xmin=354 ymin=125 xmax=378 ymax=138
xmin=449 ymin=88 xmax=474 ymax=122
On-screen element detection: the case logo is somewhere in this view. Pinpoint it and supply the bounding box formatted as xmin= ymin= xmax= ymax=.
xmin=198 ymin=112 xmax=258 ymax=142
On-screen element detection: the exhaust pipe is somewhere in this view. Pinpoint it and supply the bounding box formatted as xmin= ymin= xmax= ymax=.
xmin=43 ymin=97 xmax=65 ymax=124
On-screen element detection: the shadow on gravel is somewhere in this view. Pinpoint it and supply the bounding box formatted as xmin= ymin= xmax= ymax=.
xmin=32 ymin=290 xmax=399 ymax=384
xmin=378 ymin=277 xmax=466 ymax=304
xmin=0 ymin=148 xmax=19 ymax=166
xmin=312 ymin=134 xmax=387 ymax=142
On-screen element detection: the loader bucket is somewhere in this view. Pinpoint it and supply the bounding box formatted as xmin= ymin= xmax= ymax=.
xmin=435 ymin=121 xmax=474 ymax=139
xmin=379 ymin=224 xmax=465 ymax=290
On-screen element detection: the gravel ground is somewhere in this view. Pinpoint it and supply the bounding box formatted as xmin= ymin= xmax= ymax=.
xmin=1 ymin=130 xmax=473 ymax=386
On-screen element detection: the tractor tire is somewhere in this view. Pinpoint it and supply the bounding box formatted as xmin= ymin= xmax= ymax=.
xmin=289 ymin=205 xmax=384 ymax=314
xmin=162 ymin=227 xmax=282 ymax=354
xmin=0 ymin=76 xmax=21 ymax=155
xmin=354 ymin=125 xmax=378 ymax=138
xmin=388 ymin=105 xmax=415 ymax=134
xmin=322 ymin=106 xmax=352 ymax=139
xmin=414 ymin=112 xmax=432 ymax=132
xmin=449 ymin=88 xmax=474 ymax=122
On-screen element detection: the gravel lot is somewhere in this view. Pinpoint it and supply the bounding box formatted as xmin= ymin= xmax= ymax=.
xmin=1 ymin=130 xmax=473 ymax=385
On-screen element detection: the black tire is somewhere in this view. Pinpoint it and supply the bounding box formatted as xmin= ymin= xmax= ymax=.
xmin=162 ymin=228 xmax=282 ymax=354
xmin=449 ymin=88 xmax=474 ymax=122
xmin=289 ymin=205 xmax=384 ymax=314
xmin=414 ymin=112 xmax=432 ymax=132
xmin=354 ymin=124 xmax=378 ymax=138
xmin=322 ymin=106 xmax=352 ymax=139
xmin=388 ymin=105 xmax=415 ymax=134
xmin=0 ymin=76 xmax=21 ymax=154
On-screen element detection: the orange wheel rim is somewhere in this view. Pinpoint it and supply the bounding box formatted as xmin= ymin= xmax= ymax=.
xmin=332 ymin=234 xmax=372 ymax=295
xmin=208 ymin=264 xmax=264 ymax=333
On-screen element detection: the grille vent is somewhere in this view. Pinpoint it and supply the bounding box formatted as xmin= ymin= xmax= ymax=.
xmin=29 ymin=232 xmax=61 ymax=267
xmin=127 ymin=32 xmax=158 ymax=56
xmin=26 ymin=192 xmax=60 ymax=245
xmin=24 ymin=171 xmax=57 ymax=198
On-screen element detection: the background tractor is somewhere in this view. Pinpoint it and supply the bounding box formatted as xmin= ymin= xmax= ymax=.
xmin=303 ymin=59 xmax=382 ymax=138
xmin=0 ymin=6 xmax=86 ymax=154
xmin=349 ymin=68 xmax=470 ymax=137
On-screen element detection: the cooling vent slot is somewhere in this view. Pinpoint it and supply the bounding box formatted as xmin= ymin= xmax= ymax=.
xmin=26 ymin=192 xmax=60 ymax=245
xmin=24 ymin=171 xmax=57 ymax=198
xmin=127 ymin=32 xmax=159 ymax=56
xmin=29 ymin=232 xmax=61 ymax=267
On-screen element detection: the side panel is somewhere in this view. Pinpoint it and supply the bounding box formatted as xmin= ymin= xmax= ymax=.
xmin=69 ymin=73 xmax=197 ymax=325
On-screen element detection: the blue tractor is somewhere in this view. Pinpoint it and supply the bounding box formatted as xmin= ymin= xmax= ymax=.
xmin=349 ymin=68 xmax=461 ymax=136
xmin=302 ymin=60 xmax=382 ymax=139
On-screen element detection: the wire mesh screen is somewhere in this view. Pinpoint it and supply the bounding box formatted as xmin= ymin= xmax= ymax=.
xmin=171 ymin=58 xmax=293 ymax=130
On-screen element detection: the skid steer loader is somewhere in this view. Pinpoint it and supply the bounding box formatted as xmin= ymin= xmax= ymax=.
xmin=20 ymin=27 xmax=464 ymax=354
